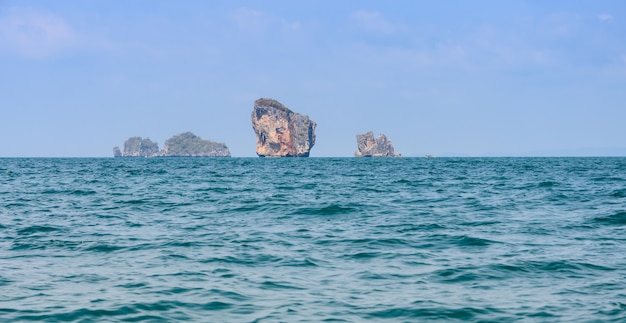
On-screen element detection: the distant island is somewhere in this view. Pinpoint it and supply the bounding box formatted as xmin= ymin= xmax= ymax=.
xmin=113 ymin=132 xmax=231 ymax=157
xmin=251 ymin=98 xmax=316 ymax=157
xmin=355 ymin=131 xmax=401 ymax=157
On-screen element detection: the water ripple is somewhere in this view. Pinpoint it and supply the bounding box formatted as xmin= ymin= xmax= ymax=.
xmin=1 ymin=157 xmax=626 ymax=322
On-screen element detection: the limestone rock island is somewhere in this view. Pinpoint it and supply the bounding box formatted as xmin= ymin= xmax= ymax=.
xmin=160 ymin=132 xmax=230 ymax=157
xmin=113 ymin=132 xmax=230 ymax=157
xmin=251 ymin=98 xmax=317 ymax=157
xmin=114 ymin=136 xmax=159 ymax=158
xmin=354 ymin=131 xmax=401 ymax=157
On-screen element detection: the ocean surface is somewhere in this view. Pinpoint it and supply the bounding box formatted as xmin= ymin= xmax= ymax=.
xmin=1 ymin=157 xmax=626 ymax=322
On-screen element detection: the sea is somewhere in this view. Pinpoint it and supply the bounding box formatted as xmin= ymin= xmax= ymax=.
xmin=1 ymin=157 xmax=626 ymax=322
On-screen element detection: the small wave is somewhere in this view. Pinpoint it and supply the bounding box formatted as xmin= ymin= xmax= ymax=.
xmin=342 ymin=251 xmax=393 ymax=261
xmin=281 ymin=258 xmax=321 ymax=267
xmin=117 ymin=199 xmax=149 ymax=205
xmin=538 ymin=181 xmax=558 ymax=188
xmin=513 ymin=259 xmax=615 ymax=275
xmin=200 ymin=254 xmax=283 ymax=266
xmin=593 ymin=211 xmax=626 ymax=225
xmin=17 ymin=225 xmax=63 ymax=235
xmin=260 ymin=281 xmax=305 ymax=290
xmin=366 ymin=306 xmax=494 ymax=320
xmin=397 ymin=223 xmax=445 ymax=232
xmin=430 ymin=267 xmax=502 ymax=283
xmin=452 ymin=235 xmax=498 ymax=247
xmin=291 ymin=204 xmax=359 ymax=216
xmin=82 ymin=243 xmax=126 ymax=253
xmin=611 ymin=189 xmax=626 ymax=198
xmin=207 ymin=288 xmax=249 ymax=302
xmin=0 ymin=276 xmax=13 ymax=287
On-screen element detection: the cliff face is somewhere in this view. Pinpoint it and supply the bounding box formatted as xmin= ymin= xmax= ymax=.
xmin=114 ymin=132 xmax=230 ymax=157
xmin=251 ymin=98 xmax=316 ymax=157
xmin=355 ymin=131 xmax=400 ymax=157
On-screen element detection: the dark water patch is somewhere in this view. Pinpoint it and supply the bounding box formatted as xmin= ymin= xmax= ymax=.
xmin=17 ymin=225 xmax=63 ymax=235
xmin=10 ymin=241 xmax=49 ymax=251
xmin=359 ymin=271 xmax=416 ymax=280
xmin=201 ymin=301 xmax=233 ymax=311
xmin=514 ymin=259 xmax=614 ymax=275
xmin=121 ymin=314 xmax=171 ymax=322
xmin=366 ymin=306 xmax=493 ymax=320
xmin=200 ymin=254 xmax=283 ymax=266
xmin=452 ymin=235 xmax=499 ymax=247
xmin=125 ymin=168 xmax=168 ymax=176
xmin=260 ymin=281 xmax=305 ymax=290
xmin=82 ymin=243 xmax=125 ymax=253
xmin=593 ymin=211 xmax=626 ymax=225
xmin=593 ymin=176 xmax=626 ymax=183
xmin=0 ymin=276 xmax=13 ymax=287
xmin=291 ymin=204 xmax=359 ymax=216
xmin=40 ymin=188 xmax=98 ymax=196
xmin=397 ymin=223 xmax=446 ymax=232
xmin=596 ymin=302 xmax=626 ymax=318
xmin=368 ymin=237 xmax=411 ymax=247
xmin=344 ymin=251 xmax=391 ymax=260
xmin=116 ymin=282 xmax=148 ymax=289
xmin=459 ymin=220 xmax=502 ymax=227
xmin=63 ymin=273 xmax=108 ymax=283
xmin=430 ymin=267 xmax=502 ymax=283
xmin=281 ymin=258 xmax=320 ymax=267
xmin=70 ymin=189 xmax=98 ymax=196
xmin=207 ymin=289 xmax=249 ymax=302
xmin=12 ymin=306 xmax=139 ymax=321
xmin=538 ymin=181 xmax=558 ymax=188
xmin=611 ymin=189 xmax=626 ymax=198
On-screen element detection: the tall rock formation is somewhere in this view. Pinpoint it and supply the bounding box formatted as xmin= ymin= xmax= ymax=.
xmin=251 ymin=98 xmax=316 ymax=157
xmin=355 ymin=131 xmax=401 ymax=157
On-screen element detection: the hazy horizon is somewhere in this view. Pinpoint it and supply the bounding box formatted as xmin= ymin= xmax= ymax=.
xmin=2 ymin=1 xmax=625 ymax=157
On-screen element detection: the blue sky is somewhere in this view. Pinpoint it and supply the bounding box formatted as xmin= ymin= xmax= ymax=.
xmin=1 ymin=0 xmax=625 ymax=157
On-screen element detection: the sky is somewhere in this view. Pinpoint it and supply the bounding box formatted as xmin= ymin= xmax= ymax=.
xmin=1 ymin=0 xmax=625 ymax=157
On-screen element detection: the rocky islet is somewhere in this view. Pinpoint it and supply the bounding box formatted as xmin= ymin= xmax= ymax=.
xmin=251 ymin=98 xmax=317 ymax=157
xmin=354 ymin=131 xmax=400 ymax=157
xmin=113 ymin=98 xmax=401 ymax=157
xmin=114 ymin=132 xmax=230 ymax=157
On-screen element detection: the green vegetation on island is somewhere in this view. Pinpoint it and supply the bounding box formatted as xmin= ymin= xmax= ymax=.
xmin=162 ymin=132 xmax=230 ymax=157
xmin=114 ymin=132 xmax=230 ymax=157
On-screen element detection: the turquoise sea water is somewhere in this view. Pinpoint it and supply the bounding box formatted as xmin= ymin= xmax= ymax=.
xmin=1 ymin=157 xmax=626 ymax=322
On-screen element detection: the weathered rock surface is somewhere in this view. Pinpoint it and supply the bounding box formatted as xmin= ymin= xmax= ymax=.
xmin=354 ymin=131 xmax=401 ymax=157
xmin=251 ymin=98 xmax=316 ymax=157
xmin=113 ymin=132 xmax=230 ymax=157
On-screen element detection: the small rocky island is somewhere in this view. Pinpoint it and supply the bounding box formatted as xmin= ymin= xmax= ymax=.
xmin=251 ymin=98 xmax=316 ymax=157
xmin=354 ymin=131 xmax=401 ymax=157
xmin=113 ymin=132 xmax=230 ymax=157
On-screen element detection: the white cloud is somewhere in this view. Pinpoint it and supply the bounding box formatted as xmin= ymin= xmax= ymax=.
xmin=0 ymin=7 xmax=78 ymax=58
xmin=598 ymin=14 xmax=614 ymax=23
xmin=350 ymin=10 xmax=398 ymax=34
